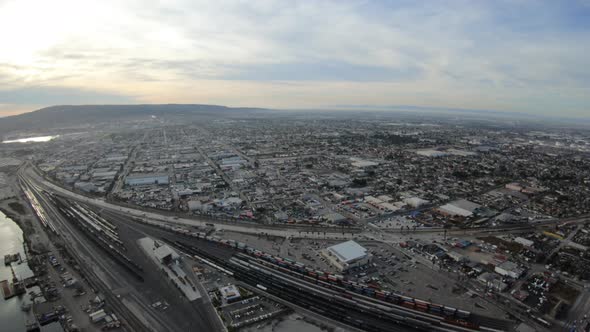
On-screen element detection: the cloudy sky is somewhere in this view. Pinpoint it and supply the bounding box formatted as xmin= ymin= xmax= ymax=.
xmin=0 ymin=0 xmax=589 ymax=117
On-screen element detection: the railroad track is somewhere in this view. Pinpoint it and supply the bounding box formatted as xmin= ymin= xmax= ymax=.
xmin=169 ymin=239 xmax=505 ymax=332
xmin=19 ymin=175 xmax=152 ymax=331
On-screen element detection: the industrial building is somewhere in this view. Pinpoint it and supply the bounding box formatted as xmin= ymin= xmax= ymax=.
xmin=322 ymin=240 xmax=371 ymax=271
xmin=404 ymin=197 xmax=430 ymax=208
xmin=219 ymin=284 xmax=241 ymax=303
xmin=153 ymin=244 xmax=180 ymax=265
xmin=125 ymin=173 xmax=169 ymax=186
xmin=477 ymin=272 xmax=508 ymax=292
xmin=438 ymin=199 xmax=481 ymax=217
xmin=514 ymin=237 xmax=534 ymax=248
xmin=495 ymin=261 xmax=526 ymax=279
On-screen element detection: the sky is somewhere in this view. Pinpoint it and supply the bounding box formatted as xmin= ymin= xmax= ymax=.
xmin=0 ymin=0 xmax=589 ymax=117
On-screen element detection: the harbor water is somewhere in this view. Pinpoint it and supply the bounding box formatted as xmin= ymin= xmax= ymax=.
xmin=0 ymin=211 xmax=62 ymax=332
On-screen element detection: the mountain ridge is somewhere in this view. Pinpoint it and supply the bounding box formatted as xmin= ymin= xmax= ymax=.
xmin=0 ymin=104 xmax=270 ymax=134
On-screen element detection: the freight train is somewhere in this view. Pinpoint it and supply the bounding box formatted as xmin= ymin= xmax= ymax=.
xmin=169 ymin=228 xmax=476 ymax=328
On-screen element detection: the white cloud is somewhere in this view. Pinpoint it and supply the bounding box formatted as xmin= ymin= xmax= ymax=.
xmin=0 ymin=0 xmax=587 ymax=116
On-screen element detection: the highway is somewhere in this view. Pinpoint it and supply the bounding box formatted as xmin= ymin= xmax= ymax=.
xmin=22 ymin=164 xmax=363 ymax=238
xmin=22 ymin=163 xmax=590 ymax=242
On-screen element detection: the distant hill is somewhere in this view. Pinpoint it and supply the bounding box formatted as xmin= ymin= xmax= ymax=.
xmin=0 ymin=104 xmax=269 ymax=134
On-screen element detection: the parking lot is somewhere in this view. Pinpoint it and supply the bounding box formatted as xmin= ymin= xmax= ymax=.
xmin=36 ymin=249 xmax=121 ymax=332
xmin=219 ymin=295 xmax=288 ymax=329
xmin=213 ymin=229 xmax=509 ymax=319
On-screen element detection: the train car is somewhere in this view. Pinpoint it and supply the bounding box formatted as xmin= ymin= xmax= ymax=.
xmin=352 ymin=284 xmax=364 ymax=294
xmin=456 ymin=309 xmax=470 ymax=319
xmin=303 ymin=275 xmax=317 ymax=284
xmin=536 ymin=317 xmax=551 ymax=328
xmin=428 ymin=303 xmax=443 ymax=314
xmin=278 ymin=266 xmax=291 ymax=274
xmin=443 ymin=306 xmax=457 ymax=317
xmin=367 ymin=282 xmax=380 ymax=290
xmin=444 ymin=318 xmax=479 ymax=330
xmin=341 ymin=280 xmax=353 ymax=289
xmin=414 ymin=299 xmax=429 ymax=312
xmin=392 ymin=294 xmax=404 ymax=304
xmin=294 ymin=262 xmax=306 ymax=273
xmin=374 ymin=290 xmax=386 ymax=300
xmin=401 ymin=296 xmax=415 ymax=309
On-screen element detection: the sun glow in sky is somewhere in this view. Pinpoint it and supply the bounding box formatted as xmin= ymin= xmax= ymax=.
xmin=0 ymin=0 xmax=589 ymax=117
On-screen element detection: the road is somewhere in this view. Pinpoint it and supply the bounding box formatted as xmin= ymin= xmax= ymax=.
xmin=25 ymin=163 xmax=589 ymax=243
xmin=546 ymin=223 xmax=584 ymax=261
xmin=565 ymin=288 xmax=590 ymax=331
xmin=23 ymin=163 xmax=363 ymax=239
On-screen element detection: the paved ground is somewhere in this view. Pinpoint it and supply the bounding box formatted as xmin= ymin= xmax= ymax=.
xmin=218 ymin=229 xmax=508 ymax=318
xmin=36 ymin=250 xmax=106 ymax=332
xmin=104 ymin=210 xmax=226 ymax=332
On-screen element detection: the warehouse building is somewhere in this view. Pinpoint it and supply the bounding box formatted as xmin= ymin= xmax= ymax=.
xmin=438 ymin=199 xmax=481 ymax=217
xmin=322 ymin=240 xmax=371 ymax=271
xmin=125 ymin=173 xmax=169 ymax=186
xmin=495 ymin=261 xmax=525 ymax=279
xmin=153 ymin=244 xmax=180 ymax=265
xmin=219 ymin=284 xmax=241 ymax=303
xmin=404 ymin=197 xmax=430 ymax=208
xmin=514 ymin=237 xmax=534 ymax=247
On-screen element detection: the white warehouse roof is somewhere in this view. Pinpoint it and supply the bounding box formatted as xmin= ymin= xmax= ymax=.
xmin=327 ymin=240 xmax=368 ymax=264
xmin=154 ymin=244 xmax=179 ymax=262
xmin=439 ymin=199 xmax=481 ymax=217
xmin=439 ymin=204 xmax=473 ymax=217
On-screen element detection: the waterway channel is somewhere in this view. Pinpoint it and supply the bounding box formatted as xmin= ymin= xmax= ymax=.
xmin=0 ymin=211 xmax=62 ymax=332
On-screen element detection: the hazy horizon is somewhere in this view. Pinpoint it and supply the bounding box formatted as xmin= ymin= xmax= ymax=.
xmin=1 ymin=0 xmax=589 ymax=118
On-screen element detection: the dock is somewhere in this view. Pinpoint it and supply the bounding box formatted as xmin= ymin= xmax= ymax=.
xmin=2 ymin=264 xmax=27 ymax=299
xmin=4 ymin=252 xmax=21 ymax=265
xmin=1 ymin=279 xmax=13 ymax=299
xmin=25 ymin=320 xmax=40 ymax=332
xmin=1 ymin=278 xmax=26 ymax=299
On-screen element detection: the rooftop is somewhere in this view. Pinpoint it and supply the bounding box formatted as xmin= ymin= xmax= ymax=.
xmin=219 ymin=284 xmax=241 ymax=300
xmin=327 ymin=240 xmax=368 ymax=264
xmin=153 ymin=244 xmax=178 ymax=262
